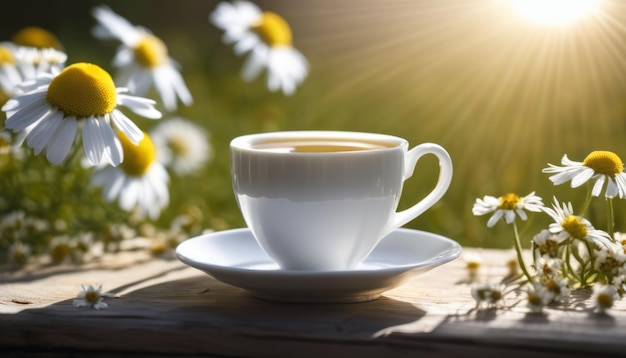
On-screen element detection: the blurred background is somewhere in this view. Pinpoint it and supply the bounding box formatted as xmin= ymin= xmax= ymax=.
xmin=0 ymin=0 xmax=625 ymax=249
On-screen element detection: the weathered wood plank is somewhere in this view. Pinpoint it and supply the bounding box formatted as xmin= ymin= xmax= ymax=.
xmin=1 ymin=248 xmax=626 ymax=357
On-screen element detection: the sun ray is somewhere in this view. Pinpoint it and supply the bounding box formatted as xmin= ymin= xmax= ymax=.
xmin=268 ymin=0 xmax=626 ymax=244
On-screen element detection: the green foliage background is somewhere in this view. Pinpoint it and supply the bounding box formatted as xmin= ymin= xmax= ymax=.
xmin=0 ymin=0 xmax=625 ymax=253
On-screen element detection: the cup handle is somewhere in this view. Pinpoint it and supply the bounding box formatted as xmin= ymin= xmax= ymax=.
xmin=381 ymin=143 xmax=453 ymax=237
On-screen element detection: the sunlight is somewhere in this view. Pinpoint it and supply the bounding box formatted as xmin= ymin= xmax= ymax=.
xmin=508 ymin=0 xmax=602 ymax=25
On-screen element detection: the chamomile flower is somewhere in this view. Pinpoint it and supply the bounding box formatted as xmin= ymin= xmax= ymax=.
xmin=0 ymin=44 xmax=23 ymax=96
xmin=12 ymin=46 xmax=67 ymax=81
xmin=526 ymin=283 xmax=551 ymax=313
xmin=541 ymin=276 xmax=571 ymax=303
xmin=73 ymin=284 xmax=115 ymax=310
xmin=505 ymin=256 xmax=520 ymax=277
xmin=592 ymin=284 xmax=619 ymax=314
xmin=532 ymin=229 xmax=566 ymax=261
xmin=463 ymin=252 xmax=483 ymax=281
xmin=471 ymin=282 xmax=506 ymax=309
xmin=11 ymin=26 xmax=64 ymax=51
xmin=595 ymin=243 xmax=626 ymax=278
xmin=543 ymin=197 xmax=614 ymax=247
xmin=210 ymin=1 xmax=309 ymax=95
xmin=149 ymin=117 xmax=211 ymax=176
xmin=91 ymin=5 xmax=193 ymax=112
xmin=0 ymin=130 xmax=24 ymax=162
xmin=91 ymin=131 xmax=169 ymax=220
xmin=49 ymin=236 xmax=72 ymax=264
xmin=543 ymin=151 xmax=626 ymax=199
xmin=472 ymin=192 xmax=544 ymax=228
xmin=1 ymin=62 xmax=161 ymax=166
xmin=533 ymin=254 xmax=563 ymax=279
xmin=8 ymin=26 xmax=67 ymax=81
xmin=7 ymin=241 xmax=31 ymax=266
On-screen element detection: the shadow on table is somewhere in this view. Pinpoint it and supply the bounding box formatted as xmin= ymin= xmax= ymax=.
xmin=0 ymin=272 xmax=428 ymax=357
xmin=113 ymin=275 xmax=427 ymax=336
xmin=3 ymin=272 xmax=426 ymax=339
xmin=0 ymin=252 xmax=170 ymax=284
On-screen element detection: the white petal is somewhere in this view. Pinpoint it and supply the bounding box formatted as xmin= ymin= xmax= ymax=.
xmin=116 ymin=94 xmax=161 ymax=119
xmin=83 ymin=117 xmax=123 ymax=166
xmin=109 ymin=110 xmax=144 ymax=144
xmin=2 ymin=86 xmax=48 ymax=113
xmin=94 ymin=301 xmax=108 ymax=310
xmin=26 ymin=111 xmax=63 ymax=155
xmin=241 ymin=46 xmax=268 ymax=82
xmin=91 ymin=5 xmax=142 ymax=45
xmin=119 ymin=179 xmax=140 ymax=211
xmin=5 ymin=96 xmax=51 ymax=132
xmin=561 ymin=155 xmax=583 ymax=166
xmin=106 ymin=133 xmax=124 ymax=167
xmin=166 ymin=66 xmax=193 ymax=106
xmin=266 ymin=47 xmax=308 ymax=95
xmin=592 ymin=175 xmax=606 ymax=197
xmin=210 ymin=1 xmax=261 ymax=30
xmin=504 ymin=210 xmax=516 ymax=224
xmin=487 ymin=210 xmax=504 ymax=228
xmin=233 ymin=33 xmax=261 ymax=55
xmin=82 ymin=118 xmax=106 ymax=166
xmin=615 ymin=174 xmax=626 ymax=198
xmin=104 ymin=171 xmax=126 ymax=202
xmin=153 ymin=67 xmax=178 ymax=112
xmin=605 ymin=177 xmax=618 ymax=198
xmin=46 ymin=116 xmax=77 ymax=165
xmin=91 ymin=167 xmax=116 ymax=188
xmin=111 ymin=47 xmax=135 ymax=68
xmin=570 ymin=168 xmax=595 ymax=188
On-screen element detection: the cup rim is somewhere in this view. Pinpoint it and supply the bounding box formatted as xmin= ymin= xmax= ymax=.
xmin=230 ymin=130 xmax=408 ymax=154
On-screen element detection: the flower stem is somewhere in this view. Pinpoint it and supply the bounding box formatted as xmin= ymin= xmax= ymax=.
xmin=564 ymin=243 xmax=582 ymax=285
xmin=512 ymin=221 xmax=533 ymax=283
xmin=607 ymin=197 xmax=615 ymax=241
xmin=579 ymin=183 xmax=593 ymax=217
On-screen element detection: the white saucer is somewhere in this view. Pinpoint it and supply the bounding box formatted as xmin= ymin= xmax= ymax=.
xmin=176 ymin=228 xmax=461 ymax=303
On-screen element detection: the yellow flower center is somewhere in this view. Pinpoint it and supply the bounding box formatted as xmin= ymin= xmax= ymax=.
xmin=507 ymin=258 xmax=519 ymax=275
xmin=12 ymin=26 xmax=63 ymax=50
xmin=600 ymin=257 xmax=619 ymax=274
xmin=490 ymin=290 xmax=502 ymax=302
xmin=168 ymin=136 xmax=189 ymax=157
xmin=0 ymin=134 xmax=9 ymax=149
xmin=252 ymin=12 xmax=293 ymax=47
xmin=596 ymin=292 xmax=613 ymax=309
xmin=134 ymin=34 xmax=168 ymax=68
xmin=46 ymin=63 xmax=117 ymax=117
xmin=544 ymin=279 xmax=561 ymax=294
xmin=0 ymin=91 xmax=10 ymax=105
xmin=0 ymin=46 xmax=15 ymax=65
xmin=466 ymin=261 xmax=480 ymax=271
xmin=527 ymin=292 xmax=543 ymax=306
xmin=12 ymin=249 xmax=27 ymax=265
xmin=150 ymin=241 xmax=167 ymax=256
xmin=119 ymin=131 xmax=156 ymax=176
xmin=583 ymin=151 xmax=624 ymax=178
xmin=542 ymin=263 xmax=554 ymax=276
xmin=84 ymin=290 xmax=101 ymax=304
xmin=498 ymin=193 xmax=521 ymax=210
xmin=50 ymin=241 xmax=71 ymax=264
xmin=539 ymin=239 xmax=558 ymax=256
xmin=561 ymin=215 xmax=588 ymax=239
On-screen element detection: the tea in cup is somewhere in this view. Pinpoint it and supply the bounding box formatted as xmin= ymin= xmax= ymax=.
xmin=230 ymin=131 xmax=453 ymax=271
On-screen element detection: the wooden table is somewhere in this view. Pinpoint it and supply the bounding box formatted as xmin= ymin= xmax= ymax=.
xmin=2 ymin=246 xmax=626 ymax=357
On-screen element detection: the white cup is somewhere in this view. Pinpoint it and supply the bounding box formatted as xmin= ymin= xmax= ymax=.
xmin=230 ymin=131 xmax=453 ymax=271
